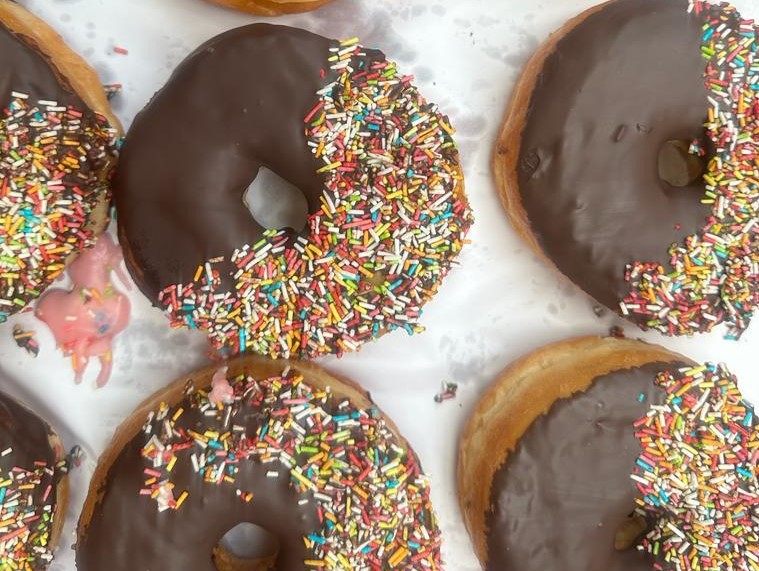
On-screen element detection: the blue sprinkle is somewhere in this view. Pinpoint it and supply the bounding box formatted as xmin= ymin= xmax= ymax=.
xmin=636 ymin=458 xmax=653 ymax=472
xmin=738 ymin=467 xmax=752 ymax=479
xmin=646 ymin=494 xmax=661 ymax=507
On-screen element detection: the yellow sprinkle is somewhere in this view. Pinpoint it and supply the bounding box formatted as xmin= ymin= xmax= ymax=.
xmin=175 ymin=490 xmax=189 ymax=509
xmin=290 ymin=468 xmax=315 ymax=490
xmin=388 ymin=547 xmax=409 ymax=567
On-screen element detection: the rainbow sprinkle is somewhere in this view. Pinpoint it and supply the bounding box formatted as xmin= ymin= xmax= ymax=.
xmin=631 ymin=364 xmax=759 ymax=570
xmin=622 ymin=1 xmax=758 ymax=339
xmin=158 ymin=38 xmax=472 ymax=359
xmin=0 ymin=454 xmax=64 ymax=570
xmin=0 ymin=94 xmax=119 ymax=323
xmin=139 ymin=368 xmax=442 ymax=570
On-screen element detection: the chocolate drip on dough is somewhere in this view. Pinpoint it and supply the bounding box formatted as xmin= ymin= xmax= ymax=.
xmin=485 ymin=363 xmax=682 ymax=571
xmin=515 ymin=0 xmax=710 ymax=312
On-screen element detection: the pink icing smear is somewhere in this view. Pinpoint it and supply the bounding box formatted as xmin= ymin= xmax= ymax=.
xmin=208 ymin=366 xmax=234 ymax=406
xmin=35 ymin=234 xmax=131 ymax=387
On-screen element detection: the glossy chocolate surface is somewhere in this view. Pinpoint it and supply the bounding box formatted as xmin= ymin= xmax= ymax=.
xmin=0 ymin=23 xmax=82 ymax=107
xmin=114 ymin=25 xmax=345 ymax=299
xmin=0 ymin=389 xmax=56 ymax=478
xmin=516 ymin=0 xmax=710 ymax=312
xmin=77 ymin=387 xmax=324 ymax=571
xmin=486 ymin=363 xmax=679 ymax=571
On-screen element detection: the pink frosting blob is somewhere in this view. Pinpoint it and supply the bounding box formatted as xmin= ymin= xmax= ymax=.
xmin=35 ymin=234 xmax=131 ymax=387
xmin=208 ymin=366 xmax=234 ymax=406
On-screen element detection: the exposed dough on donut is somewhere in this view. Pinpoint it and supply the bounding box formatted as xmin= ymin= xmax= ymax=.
xmin=457 ymin=336 xmax=690 ymax=566
xmin=206 ymin=0 xmax=335 ymax=16
xmin=0 ymin=0 xmax=122 ymax=259
xmin=491 ymin=1 xmax=611 ymax=272
xmin=212 ymin=544 xmax=274 ymax=571
xmin=47 ymin=429 xmax=68 ymax=553
xmin=77 ymin=356 xmax=411 ymax=541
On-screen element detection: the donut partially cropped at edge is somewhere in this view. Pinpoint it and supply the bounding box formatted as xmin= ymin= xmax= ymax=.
xmin=458 ymin=336 xmax=759 ymax=571
xmin=77 ymin=356 xmax=443 ymax=571
xmin=0 ymin=0 xmax=121 ymax=323
xmin=493 ymin=0 xmax=758 ymax=338
xmin=0 ymin=387 xmax=69 ymax=570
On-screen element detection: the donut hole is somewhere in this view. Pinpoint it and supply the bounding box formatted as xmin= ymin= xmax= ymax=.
xmin=657 ymin=139 xmax=705 ymax=188
xmin=244 ymin=168 xmax=309 ymax=234
xmin=213 ymin=522 xmax=280 ymax=571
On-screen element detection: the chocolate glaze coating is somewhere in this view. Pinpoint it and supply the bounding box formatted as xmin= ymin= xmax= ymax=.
xmin=0 ymin=389 xmax=57 ymax=479
xmin=77 ymin=386 xmax=342 ymax=571
xmin=115 ymin=25 xmax=378 ymax=299
xmin=0 ymin=23 xmax=82 ymax=108
xmin=77 ymin=389 xmax=329 ymax=571
xmin=516 ymin=0 xmax=710 ymax=312
xmin=0 ymin=389 xmax=60 ymax=571
xmin=485 ymin=363 xmax=681 ymax=571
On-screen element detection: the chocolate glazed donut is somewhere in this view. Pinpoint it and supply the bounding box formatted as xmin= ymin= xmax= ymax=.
xmin=115 ymin=25 xmax=344 ymax=297
xmin=76 ymin=357 xmax=442 ymax=571
xmin=460 ymin=336 xmax=759 ymax=570
xmin=495 ymin=0 xmax=711 ymax=315
xmin=115 ymin=24 xmax=471 ymax=359
xmin=0 ymin=0 xmax=120 ymax=320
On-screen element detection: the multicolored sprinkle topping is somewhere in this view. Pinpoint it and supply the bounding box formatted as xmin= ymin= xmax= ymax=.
xmin=631 ymin=364 xmax=759 ymax=570
xmin=158 ymin=38 xmax=472 ymax=359
xmin=622 ymin=1 xmax=758 ymax=338
xmin=0 ymin=94 xmax=118 ymax=323
xmin=0 ymin=450 xmax=63 ymax=571
xmin=139 ymin=367 xmax=442 ymax=570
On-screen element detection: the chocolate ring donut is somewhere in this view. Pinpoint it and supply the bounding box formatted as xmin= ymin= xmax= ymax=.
xmin=115 ymin=24 xmax=472 ymax=359
xmin=0 ymin=0 xmax=121 ymax=322
xmin=0 ymin=387 xmax=68 ymax=570
xmin=459 ymin=336 xmax=759 ymax=571
xmin=494 ymin=0 xmax=758 ymax=338
xmin=77 ymin=357 xmax=442 ymax=571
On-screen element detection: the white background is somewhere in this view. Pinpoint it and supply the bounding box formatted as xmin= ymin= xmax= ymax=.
xmin=1 ymin=0 xmax=758 ymax=569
